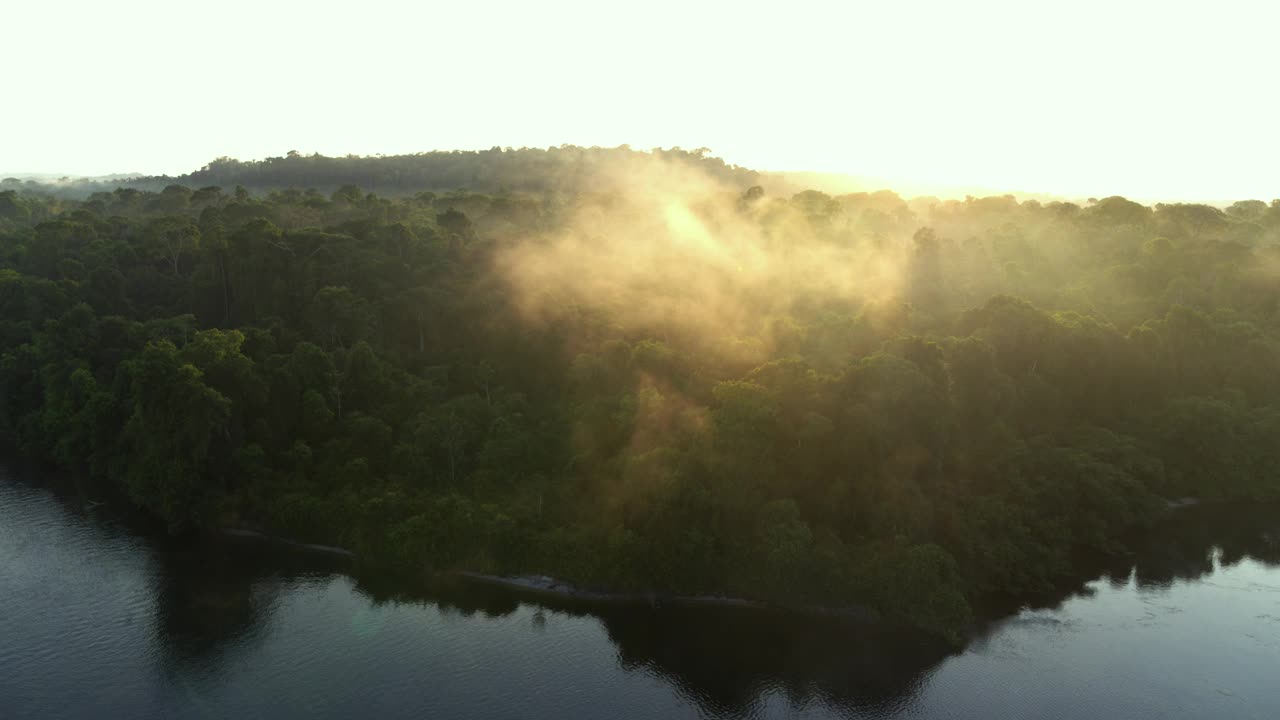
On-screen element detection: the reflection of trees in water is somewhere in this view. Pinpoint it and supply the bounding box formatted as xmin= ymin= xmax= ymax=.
xmin=353 ymin=571 xmax=522 ymax=619
xmin=351 ymin=575 xmax=952 ymax=718
xmin=4 ymin=464 xmax=333 ymax=684
xmin=145 ymin=502 xmax=1280 ymax=719
xmin=1126 ymin=504 xmax=1280 ymax=589
xmin=594 ymin=606 xmax=949 ymax=719
xmin=1011 ymin=503 xmax=1280 ymax=613
xmin=150 ymin=538 xmax=348 ymax=673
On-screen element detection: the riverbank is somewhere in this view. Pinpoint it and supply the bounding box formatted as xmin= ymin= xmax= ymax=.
xmin=448 ymin=497 xmax=1249 ymax=633
xmin=218 ymin=527 xmax=356 ymax=558
xmin=455 ymin=571 xmax=882 ymax=623
xmin=215 ymin=522 xmax=882 ymax=622
xmin=213 ymin=524 xmax=882 ymax=623
xmin=213 ymin=528 xmax=878 ymax=623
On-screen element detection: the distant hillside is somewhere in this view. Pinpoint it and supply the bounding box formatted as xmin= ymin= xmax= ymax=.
xmin=0 ymin=150 xmax=1111 ymax=205
xmin=0 ymin=173 xmax=145 ymax=196
xmin=7 ymin=152 xmax=1257 ymax=207
xmin=129 ymin=146 xmax=762 ymax=196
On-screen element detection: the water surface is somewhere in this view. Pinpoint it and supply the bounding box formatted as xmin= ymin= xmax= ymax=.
xmin=2 ymin=460 xmax=1277 ymax=719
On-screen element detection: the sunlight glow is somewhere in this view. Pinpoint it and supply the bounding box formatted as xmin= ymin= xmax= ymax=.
xmin=6 ymin=0 xmax=1279 ymax=201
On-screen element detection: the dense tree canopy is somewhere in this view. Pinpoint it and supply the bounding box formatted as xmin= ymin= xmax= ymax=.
xmin=3 ymin=158 xmax=1279 ymax=642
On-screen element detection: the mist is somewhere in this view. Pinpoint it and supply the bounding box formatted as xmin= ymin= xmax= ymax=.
xmin=4 ymin=147 xmax=1280 ymax=644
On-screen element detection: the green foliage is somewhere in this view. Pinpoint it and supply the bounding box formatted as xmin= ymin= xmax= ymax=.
xmin=118 ymin=340 xmax=231 ymax=530
xmin=3 ymin=169 xmax=1279 ymax=643
xmin=856 ymin=542 xmax=973 ymax=642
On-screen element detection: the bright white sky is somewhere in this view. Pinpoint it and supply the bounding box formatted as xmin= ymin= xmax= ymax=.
xmin=5 ymin=0 xmax=1278 ymax=201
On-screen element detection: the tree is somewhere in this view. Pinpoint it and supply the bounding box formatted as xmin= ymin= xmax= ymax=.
xmin=144 ymin=216 xmax=201 ymax=274
xmin=0 ymin=190 xmax=31 ymax=221
xmin=118 ymin=340 xmax=231 ymax=531
xmin=307 ymin=286 xmax=373 ymax=350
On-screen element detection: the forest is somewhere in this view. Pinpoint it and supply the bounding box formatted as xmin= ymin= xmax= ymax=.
xmin=2 ymin=146 xmax=763 ymax=198
xmin=3 ymin=147 xmax=1279 ymax=641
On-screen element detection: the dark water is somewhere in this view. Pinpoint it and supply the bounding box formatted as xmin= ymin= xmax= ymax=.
xmin=2 ymin=461 xmax=1279 ymax=720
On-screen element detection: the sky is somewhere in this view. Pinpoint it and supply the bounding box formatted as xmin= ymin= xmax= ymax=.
xmin=5 ymin=0 xmax=1279 ymax=201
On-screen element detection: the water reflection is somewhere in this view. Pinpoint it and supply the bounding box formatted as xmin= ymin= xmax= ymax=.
xmin=229 ymin=501 xmax=1280 ymax=718
xmin=343 ymin=570 xmax=949 ymax=717
xmin=597 ymin=606 xmax=942 ymax=718
xmin=151 ymin=542 xmax=295 ymax=673
xmin=1127 ymin=505 xmax=1280 ymax=587
xmin=135 ymin=529 xmax=952 ymax=718
xmin=3 ymin=458 xmax=1280 ymax=720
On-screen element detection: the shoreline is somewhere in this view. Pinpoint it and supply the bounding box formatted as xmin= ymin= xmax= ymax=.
xmin=212 ymin=526 xmax=880 ymax=623
xmin=216 ymin=495 xmax=1224 ymax=635
xmin=218 ymin=527 xmax=356 ymax=558
xmin=455 ymin=571 xmax=881 ymax=623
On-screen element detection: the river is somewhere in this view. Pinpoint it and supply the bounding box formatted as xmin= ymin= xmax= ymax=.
xmin=2 ymin=460 xmax=1278 ymax=719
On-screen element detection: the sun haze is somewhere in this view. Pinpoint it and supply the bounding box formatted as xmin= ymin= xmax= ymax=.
xmin=5 ymin=0 xmax=1279 ymax=201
